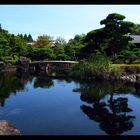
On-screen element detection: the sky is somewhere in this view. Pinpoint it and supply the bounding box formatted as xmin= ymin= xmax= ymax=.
xmin=0 ymin=5 xmax=140 ymax=41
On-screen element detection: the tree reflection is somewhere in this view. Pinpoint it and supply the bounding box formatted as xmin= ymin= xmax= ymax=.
xmin=34 ymin=76 xmax=54 ymax=88
xmin=133 ymin=82 xmax=140 ymax=97
xmin=74 ymin=80 xmax=135 ymax=135
xmin=0 ymin=71 xmax=56 ymax=107
xmin=30 ymin=71 xmax=54 ymax=89
xmin=0 ymin=72 xmax=32 ymax=107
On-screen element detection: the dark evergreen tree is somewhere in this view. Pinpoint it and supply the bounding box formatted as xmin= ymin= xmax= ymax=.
xmin=82 ymin=13 xmax=136 ymax=58
xmin=28 ymin=34 xmax=33 ymax=42
xmin=24 ymin=34 xmax=28 ymax=42
xmin=0 ymin=24 xmax=2 ymax=31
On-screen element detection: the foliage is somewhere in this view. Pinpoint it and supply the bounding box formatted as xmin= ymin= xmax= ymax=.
xmin=114 ymin=64 xmax=140 ymax=74
xmin=65 ymin=34 xmax=85 ymax=60
xmin=111 ymin=48 xmax=140 ymax=64
xmin=1 ymin=54 xmax=19 ymax=64
xmin=33 ymin=35 xmax=52 ymax=48
xmin=82 ymin=13 xmax=136 ymax=59
xmin=0 ymin=28 xmax=29 ymax=64
xmin=132 ymin=24 xmax=140 ymax=35
xmin=0 ymin=13 xmax=139 ymax=69
xmin=30 ymin=45 xmax=56 ymax=60
xmin=55 ymin=36 xmax=66 ymax=46
xmin=17 ymin=34 xmax=34 ymax=42
xmin=132 ymin=60 xmax=140 ymax=64
xmin=109 ymin=64 xmax=122 ymax=77
xmin=70 ymin=51 xmax=110 ymax=79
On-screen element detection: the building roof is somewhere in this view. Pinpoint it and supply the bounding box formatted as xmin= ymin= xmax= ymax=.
xmin=129 ymin=35 xmax=140 ymax=43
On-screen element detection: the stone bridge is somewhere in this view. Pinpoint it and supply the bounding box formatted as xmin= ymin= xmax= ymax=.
xmin=29 ymin=61 xmax=78 ymax=72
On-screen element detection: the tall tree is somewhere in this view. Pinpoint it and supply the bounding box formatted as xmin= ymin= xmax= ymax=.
xmin=24 ymin=34 xmax=28 ymax=42
xmin=28 ymin=34 xmax=34 ymax=42
xmin=82 ymin=13 xmax=136 ymax=58
xmin=100 ymin=13 xmax=136 ymax=56
xmin=65 ymin=34 xmax=85 ymax=60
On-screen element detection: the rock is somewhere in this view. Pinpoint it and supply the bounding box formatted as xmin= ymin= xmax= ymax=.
xmin=17 ymin=56 xmax=29 ymax=72
xmin=0 ymin=120 xmax=21 ymax=135
xmin=120 ymin=75 xmax=137 ymax=83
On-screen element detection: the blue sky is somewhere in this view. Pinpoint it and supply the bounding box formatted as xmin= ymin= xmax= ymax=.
xmin=0 ymin=5 xmax=140 ymax=41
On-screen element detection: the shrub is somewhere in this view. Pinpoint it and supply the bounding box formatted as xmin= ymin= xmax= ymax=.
xmin=70 ymin=51 xmax=111 ymax=79
xmin=1 ymin=55 xmax=19 ymax=64
xmin=112 ymin=50 xmax=140 ymax=64
xmin=132 ymin=60 xmax=140 ymax=64
xmin=109 ymin=64 xmax=122 ymax=77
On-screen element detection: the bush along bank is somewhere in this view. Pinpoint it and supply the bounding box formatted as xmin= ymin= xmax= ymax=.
xmin=69 ymin=51 xmax=140 ymax=82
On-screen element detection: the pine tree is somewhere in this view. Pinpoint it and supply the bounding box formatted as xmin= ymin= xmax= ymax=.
xmin=20 ymin=34 xmax=23 ymax=38
xmin=0 ymin=24 xmax=2 ymax=31
xmin=24 ymin=34 xmax=28 ymax=42
xmin=28 ymin=34 xmax=33 ymax=42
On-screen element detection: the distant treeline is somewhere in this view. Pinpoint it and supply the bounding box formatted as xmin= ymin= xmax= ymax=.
xmin=0 ymin=13 xmax=140 ymax=64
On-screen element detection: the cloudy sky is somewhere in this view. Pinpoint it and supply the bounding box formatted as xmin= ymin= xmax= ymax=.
xmin=0 ymin=5 xmax=140 ymax=41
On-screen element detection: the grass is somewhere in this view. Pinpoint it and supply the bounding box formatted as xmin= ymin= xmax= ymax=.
xmin=112 ymin=64 xmax=140 ymax=74
xmin=112 ymin=64 xmax=140 ymax=67
xmin=70 ymin=51 xmax=122 ymax=80
xmin=70 ymin=50 xmax=140 ymax=80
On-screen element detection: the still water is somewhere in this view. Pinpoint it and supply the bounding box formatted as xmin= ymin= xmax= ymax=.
xmin=0 ymin=72 xmax=140 ymax=135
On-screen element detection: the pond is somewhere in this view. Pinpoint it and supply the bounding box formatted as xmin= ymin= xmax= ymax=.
xmin=0 ymin=72 xmax=140 ymax=135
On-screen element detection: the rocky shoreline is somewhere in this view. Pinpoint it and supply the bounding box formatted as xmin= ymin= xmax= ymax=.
xmin=0 ymin=120 xmax=21 ymax=135
xmin=0 ymin=57 xmax=140 ymax=84
xmin=120 ymin=74 xmax=140 ymax=83
xmin=1 ymin=63 xmax=140 ymax=84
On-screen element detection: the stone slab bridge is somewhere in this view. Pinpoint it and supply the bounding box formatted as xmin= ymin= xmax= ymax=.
xmin=29 ymin=61 xmax=78 ymax=72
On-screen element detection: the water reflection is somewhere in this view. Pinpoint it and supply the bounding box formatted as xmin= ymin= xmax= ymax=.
xmin=73 ymin=81 xmax=136 ymax=135
xmin=134 ymin=82 xmax=140 ymax=97
xmin=0 ymin=72 xmax=55 ymax=107
xmin=0 ymin=73 xmax=30 ymax=107
xmin=34 ymin=75 xmax=54 ymax=88
xmin=0 ymin=71 xmax=140 ymax=135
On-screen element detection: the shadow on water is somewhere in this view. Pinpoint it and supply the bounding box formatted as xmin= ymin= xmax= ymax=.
xmin=73 ymin=80 xmax=137 ymax=135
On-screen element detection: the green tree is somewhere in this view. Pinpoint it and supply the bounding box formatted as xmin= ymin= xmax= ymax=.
xmin=52 ymin=37 xmax=68 ymax=60
xmin=0 ymin=24 xmax=1 ymax=31
xmin=9 ymin=35 xmax=28 ymax=56
xmin=31 ymin=45 xmax=55 ymax=61
xmin=82 ymin=13 xmax=136 ymax=58
xmin=55 ymin=36 xmax=66 ymax=47
xmin=131 ymin=24 xmax=140 ymax=35
xmin=0 ymin=37 xmax=9 ymax=57
xmin=28 ymin=34 xmax=34 ymax=42
xmin=81 ymin=28 xmax=106 ymax=58
xmin=24 ymin=34 xmax=28 ymax=42
xmin=20 ymin=34 xmax=24 ymax=39
xmin=65 ymin=34 xmax=85 ymax=60
xmin=33 ymin=35 xmax=52 ymax=48
xmin=100 ymin=13 xmax=136 ymax=56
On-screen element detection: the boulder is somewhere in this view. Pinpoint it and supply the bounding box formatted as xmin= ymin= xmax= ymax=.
xmin=0 ymin=120 xmax=21 ymax=135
